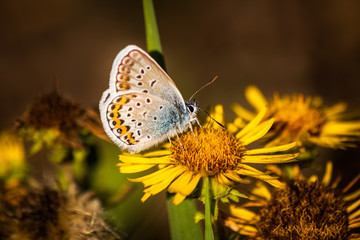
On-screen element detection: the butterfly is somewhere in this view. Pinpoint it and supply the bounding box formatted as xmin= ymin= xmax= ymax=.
xmin=99 ymin=45 xmax=198 ymax=153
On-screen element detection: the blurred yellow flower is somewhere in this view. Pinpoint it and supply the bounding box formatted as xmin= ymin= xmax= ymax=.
xmin=0 ymin=131 xmax=26 ymax=181
xmin=224 ymin=162 xmax=360 ymax=239
xmin=231 ymin=85 xmax=360 ymax=149
xmin=117 ymin=105 xmax=298 ymax=205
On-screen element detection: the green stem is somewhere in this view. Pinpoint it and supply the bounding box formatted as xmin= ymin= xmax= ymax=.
xmin=143 ymin=0 xmax=162 ymax=53
xmin=142 ymin=1 xmax=202 ymax=239
xmin=205 ymin=177 xmax=215 ymax=240
xmin=142 ymin=0 xmax=166 ymax=70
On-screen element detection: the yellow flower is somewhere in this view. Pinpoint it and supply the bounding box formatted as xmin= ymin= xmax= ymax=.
xmin=224 ymin=162 xmax=360 ymax=239
xmin=117 ymin=105 xmax=298 ymax=205
xmin=231 ymin=85 xmax=360 ymax=149
xmin=0 ymin=131 xmax=26 ymax=182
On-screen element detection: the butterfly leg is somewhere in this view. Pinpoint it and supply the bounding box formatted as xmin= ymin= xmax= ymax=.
xmin=175 ymin=132 xmax=185 ymax=152
xmin=188 ymin=123 xmax=199 ymax=142
xmin=194 ymin=117 xmax=202 ymax=128
xmin=168 ymin=136 xmax=173 ymax=147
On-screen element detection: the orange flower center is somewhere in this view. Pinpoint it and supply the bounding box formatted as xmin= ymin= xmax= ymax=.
xmin=267 ymin=94 xmax=325 ymax=142
xmin=170 ymin=127 xmax=245 ymax=175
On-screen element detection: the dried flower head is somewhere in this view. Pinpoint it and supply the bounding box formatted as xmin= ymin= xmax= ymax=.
xmin=16 ymin=88 xmax=108 ymax=162
xmin=224 ymin=162 xmax=360 ymax=239
xmin=0 ymin=183 xmax=120 ymax=240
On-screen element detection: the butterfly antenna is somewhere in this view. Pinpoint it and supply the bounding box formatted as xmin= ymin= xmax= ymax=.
xmin=197 ymin=106 xmax=225 ymax=129
xmin=189 ymin=76 xmax=218 ymax=101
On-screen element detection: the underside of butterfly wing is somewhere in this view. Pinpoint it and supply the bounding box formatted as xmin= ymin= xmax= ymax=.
xmin=100 ymin=92 xmax=190 ymax=153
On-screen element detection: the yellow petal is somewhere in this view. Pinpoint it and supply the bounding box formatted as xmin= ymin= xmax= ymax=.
xmin=173 ymin=193 xmax=187 ymax=205
xmin=227 ymin=123 xmax=239 ymax=133
xmin=322 ymin=161 xmax=333 ymax=187
xmin=347 ymin=199 xmax=360 ymax=214
xmin=169 ymin=174 xmax=202 ymax=205
xmin=143 ymin=168 xmax=186 ymax=195
xmin=238 ymin=164 xmax=285 ymax=188
xmin=233 ymin=117 xmax=246 ymax=128
xmin=223 ymin=171 xmax=243 ymax=183
xmin=324 ymin=102 xmax=347 ymax=118
xmin=224 ymin=218 xmax=258 ymax=236
xmin=309 ymin=136 xmax=355 ymax=149
xmin=168 ymin=171 xmax=193 ymax=193
xmin=246 ymin=142 xmax=296 ymax=155
xmin=349 ymin=217 xmax=360 ymax=225
xmin=129 ymin=165 xmax=182 ymax=187
xmin=252 ymin=181 xmax=272 ymax=201
xmin=229 ymin=205 xmax=258 ymax=221
xmin=180 ymin=174 xmax=201 ymax=196
xmin=119 ymin=155 xmax=171 ymax=164
xmin=143 ymin=150 xmax=171 ymax=157
xmin=236 ymin=108 xmax=267 ymax=140
xmin=216 ymin=173 xmax=233 ymax=185
xmin=344 ymin=189 xmax=360 ymax=202
xmin=241 ymin=119 xmax=274 ymax=145
xmin=119 ymin=164 xmax=155 ymax=173
xmin=308 ymin=175 xmax=318 ymax=183
xmin=231 ymin=103 xmax=256 ymax=121
xmin=322 ymin=121 xmax=360 ymax=135
xmin=242 ymin=153 xmax=298 ymax=164
xmin=141 ymin=192 xmax=152 ymax=202
xmin=245 ymin=85 xmax=268 ymax=111
xmin=235 ymin=225 xmax=258 ymax=236
xmin=213 ymin=104 xmax=225 ymax=126
xmin=349 ymin=208 xmax=360 ymax=221
xmin=348 ymin=220 xmax=360 ymax=230
xmin=142 ymin=166 xmax=185 ymax=187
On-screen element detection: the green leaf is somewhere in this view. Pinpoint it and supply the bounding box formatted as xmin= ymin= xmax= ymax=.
xmin=167 ymin=196 xmax=203 ymax=240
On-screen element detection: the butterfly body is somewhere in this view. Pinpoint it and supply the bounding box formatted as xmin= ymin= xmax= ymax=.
xmin=99 ymin=45 xmax=197 ymax=153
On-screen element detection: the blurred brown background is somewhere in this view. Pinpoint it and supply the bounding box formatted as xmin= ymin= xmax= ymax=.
xmin=2 ymin=1 xmax=360 ymax=128
xmin=1 ymin=0 xmax=360 ymax=238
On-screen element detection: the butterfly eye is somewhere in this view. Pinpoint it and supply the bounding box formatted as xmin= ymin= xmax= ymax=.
xmin=188 ymin=105 xmax=195 ymax=113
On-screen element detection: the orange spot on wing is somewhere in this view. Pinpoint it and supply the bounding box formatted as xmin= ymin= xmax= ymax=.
xmin=127 ymin=133 xmax=137 ymax=145
xmin=116 ymin=125 xmax=128 ymax=135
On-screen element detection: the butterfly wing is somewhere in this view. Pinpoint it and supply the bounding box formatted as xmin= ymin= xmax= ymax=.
xmin=108 ymin=45 xmax=186 ymax=109
xmin=99 ymin=45 xmax=192 ymax=153
xmin=101 ymin=92 xmax=186 ymax=153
